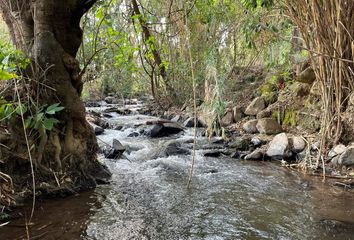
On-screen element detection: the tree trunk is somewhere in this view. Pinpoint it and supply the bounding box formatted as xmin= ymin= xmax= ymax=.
xmin=0 ymin=0 xmax=110 ymax=197
xmin=131 ymin=0 xmax=177 ymax=103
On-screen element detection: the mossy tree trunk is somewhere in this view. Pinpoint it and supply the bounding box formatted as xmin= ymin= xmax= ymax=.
xmin=0 ymin=0 xmax=109 ymax=193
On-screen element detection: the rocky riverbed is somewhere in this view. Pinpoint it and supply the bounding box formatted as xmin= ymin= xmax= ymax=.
xmin=1 ymin=98 xmax=354 ymax=239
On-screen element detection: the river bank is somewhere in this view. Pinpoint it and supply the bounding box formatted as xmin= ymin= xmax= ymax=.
xmin=2 ymin=98 xmax=354 ymax=239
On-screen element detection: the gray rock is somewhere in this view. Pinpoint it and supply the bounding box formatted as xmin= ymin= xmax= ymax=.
xmin=338 ymin=147 xmax=354 ymax=166
xmin=128 ymin=132 xmax=139 ymax=137
xmin=183 ymin=117 xmax=203 ymax=128
xmin=330 ymin=155 xmax=340 ymax=166
xmin=251 ymin=137 xmax=263 ymax=147
xmin=244 ymin=148 xmax=265 ymax=160
xmin=148 ymin=121 xmax=184 ymax=138
xmin=86 ymin=101 xmax=102 ymax=107
xmin=243 ymin=119 xmax=259 ymax=134
xmin=291 ymin=136 xmax=306 ymax=153
xmin=89 ymin=122 xmax=104 ymax=135
xmin=204 ymin=150 xmax=223 ymax=157
xmin=328 ymin=144 xmax=347 ymax=159
xmin=183 ymin=117 xmax=194 ymax=127
xmin=164 ymin=140 xmax=190 ymax=157
xmin=229 ymin=137 xmax=250 ymax=151
xmin=221 ymin=111 xmax=234 ymax=126
xmin=171 ymin=115 xmax=182 ymax=123
xmin=266 ymin=133 xmax=290 ymax=160
xmin=104 ymin=96 xmax=117 ymax=104
xmin=113 ymin=139 xmax=126 ymax=152
xmin=256 ymin=109 xmax=272 ymax=119
xmin=233 ymin=107 xmax=244 ymax=123
xmin=245 ymin=97 xmax=266 ymax=116
xmin=256 ymin=118 xmax=283 ymax=135
xmin=104 ymin=139 xmax=126 ymax=159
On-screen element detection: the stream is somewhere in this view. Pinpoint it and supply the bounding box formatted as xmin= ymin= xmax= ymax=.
xmin=1 ymin=101 xmax=354 ymax=240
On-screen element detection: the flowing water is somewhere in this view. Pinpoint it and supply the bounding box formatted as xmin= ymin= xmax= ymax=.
xmin=2 ymin=102 xmax=354 ymax=240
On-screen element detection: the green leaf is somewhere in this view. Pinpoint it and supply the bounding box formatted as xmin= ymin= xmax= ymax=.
xmin=15 ymin=104 xmax=27 ymax=115
xmin=46 ymin=103 xmax=65 ymax=115
xmin=24 ymin=117 xmax=32 ymax=129
xmin=0 ymin=70 xmax=18 ymax=80
xmin=43 ymin=117 xmax=59 ymax=131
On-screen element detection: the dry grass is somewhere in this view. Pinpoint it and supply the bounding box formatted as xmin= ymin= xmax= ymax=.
xmin=284 ymin=0 xmax=354 ymax=153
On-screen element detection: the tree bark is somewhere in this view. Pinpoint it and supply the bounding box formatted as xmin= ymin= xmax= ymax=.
xmin=0 ymin=0 xmax=109 ymax=194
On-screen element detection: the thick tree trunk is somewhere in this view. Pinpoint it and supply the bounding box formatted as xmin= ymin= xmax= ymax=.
xmin=0 ymin=0 xmax=109 ymax=196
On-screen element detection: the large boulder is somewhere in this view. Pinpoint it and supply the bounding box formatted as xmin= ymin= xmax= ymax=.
xmin=338 ymin=147 xmax=354 ymax=166
xmin=243 ymin=119 xmax=258 ymax=134
xmin=147 ymin=121 xmax=184 ymax=138
xmin=245 ymin=97 xmax=266 ymax=116
xmin=256 ymin=118 xmax=282 ymax=135
xmin=154 ymin=140 xmax=190 ymax=158
xmin=104 ymin=139 xmax=126 ymax=159
xmin=266 ymin=133 xmax=291 ymax=160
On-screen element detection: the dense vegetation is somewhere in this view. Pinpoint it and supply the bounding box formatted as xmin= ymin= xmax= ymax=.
xmin=0 ymin=0 xmax=353 ymax=217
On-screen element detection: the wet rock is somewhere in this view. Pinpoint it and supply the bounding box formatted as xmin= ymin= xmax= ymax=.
xmin=230 ymin=151 xmax=241 ymax=159
xmin=245 ymin=97 xmax=266 ymax=116
xmin=171 ymin=115 xmax=182 ymax=123
xmin=114 ymin=125 xmax=123 ymax=130
xmin=128 ymin=132 xmax=139 ymax=137
xmin=291 ymin=136 xmax=306 ymax=153
xmin=256 ymin=118 xmax=282 ymax=135
xmin=266 ymin=133 xmax=291 ymax=160
xmin=338 ymin=147 xmax=354 ymax=166
xmin=147 ymin=121 xmax=184 ymax=138
xmin=233 ymin=107 xmax=244 ymax=123
xmin=183 ymin=117 xmax=203 ymax=128
xmin=221 ymin=111 xmax=234 ymax=127
xmin=244 ymin=148 xmax=265 ymax=160
xmin=89 ymin=122 xmax=104 ymax=135
xmin=104 ymin=96 xmax=118 ymax=104
xmin=204 ymin=150 xmax=223 ymax=157
xmin=103 ymin=113 xmax=113 ymax=118
xmin=228 ymin=137 xmax=250 ymax=151
xmin=155 ymin=140 xmax=190 ymax=158
xmin=204 ymin=169 xmax=218 ymax=174
xmin=104 ymin=139 xmax=126 ymax=159
xmin=86 ymin=101 xmax=101 ymax=107
xmin=251 ymin=137 xmax=264 ymax=147
xmin=328 ymin=144 xmax=347 ymax=159
xmin=243 ymin=119 xmax=258 ymax=134
xmin=319 ymin=219 xmax=354 ymax=230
